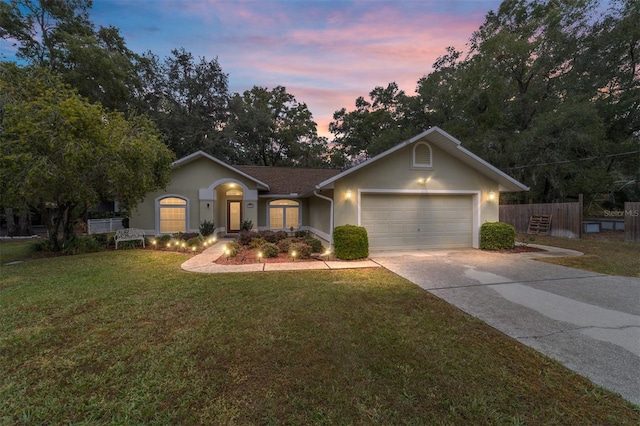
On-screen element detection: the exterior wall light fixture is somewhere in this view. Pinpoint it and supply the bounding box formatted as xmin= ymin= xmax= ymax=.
xmin=488 ymin=191 xmax=496 ymax=201
xmin=346 ymin=189 xmax=352 ymax=200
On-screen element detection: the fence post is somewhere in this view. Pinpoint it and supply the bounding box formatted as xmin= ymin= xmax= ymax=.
xmin=578 ymin=193 xmax=583 ymax=239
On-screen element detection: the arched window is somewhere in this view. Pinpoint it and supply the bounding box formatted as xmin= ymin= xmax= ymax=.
xmin=226 ymin=189 xmax=242 ymax=196
xmin=159 ymin=197 xmax=187 ymax=233
xmin=269 ymin=199 xmax=299 ymax=230
xmin=413 ymin=142 xmax=432 ymax=168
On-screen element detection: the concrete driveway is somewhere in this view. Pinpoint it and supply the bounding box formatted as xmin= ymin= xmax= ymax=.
xmin=371 ymin=246 xmax=640 ymax=406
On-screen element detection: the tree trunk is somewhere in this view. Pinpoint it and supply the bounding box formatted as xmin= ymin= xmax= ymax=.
xmin=18 ymin=211 xmax=32 ymax=236
xmin=5 ymin=208 xmax=16 ymax=236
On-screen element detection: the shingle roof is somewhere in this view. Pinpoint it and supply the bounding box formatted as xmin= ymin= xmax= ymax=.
xmin=235 ymin=166 xmax=341 ymax=196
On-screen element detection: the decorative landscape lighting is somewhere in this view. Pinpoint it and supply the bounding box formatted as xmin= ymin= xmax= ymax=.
xmin=291 ymin=250 xmax=297 ymax=261
xmin=324 ymin=249 xmax=331 ymax=256
xmin=192 ymin=246 xmax=197 ymax=252
xmin=257 ymin=251 xmax=263 ymax=262
xmin=166 ymin=242 xmax=171 ymax=249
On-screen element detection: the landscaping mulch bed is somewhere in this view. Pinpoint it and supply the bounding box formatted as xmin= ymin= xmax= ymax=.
xmin=495 ymin=244 xmax=546 ymax=254
xmin=215 ymin=247 xmax=323 ymax=265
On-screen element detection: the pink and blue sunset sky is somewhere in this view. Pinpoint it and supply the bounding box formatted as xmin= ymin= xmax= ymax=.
xmin=2 ymin=0 xmax=506 ymax=137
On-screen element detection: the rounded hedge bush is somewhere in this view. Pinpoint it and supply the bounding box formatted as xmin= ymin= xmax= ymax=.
xmin=480 ymin=222 xmax=516 ymax=250
xmin=333 ymin=225 xmax=369 ymax=260
xmin=260 ymin=242 xmax=279 ymax=258
xmin=289 ymin=242 xmax=312 ymax=259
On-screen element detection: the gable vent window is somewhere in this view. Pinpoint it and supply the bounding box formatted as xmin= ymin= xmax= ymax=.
xmin=413 ymin=142 xmax=432 ymax=168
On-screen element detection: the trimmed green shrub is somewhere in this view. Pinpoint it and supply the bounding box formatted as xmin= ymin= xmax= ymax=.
xmin=177 ymin=232 xmax=199 ymax=241
xmin=289 ymin=242 xmax=312 ymax=259
xmin=34 ymin=236 xmax=105 ymax=254
xmin=333 ymin=225 xmax=369 ymax=260
xmin=225 ymin=241 xmax=240 ymax=257
xmin=93 ymin=233 xmax=109 ymax=246
xmin=248 ymin=237 xmax=267 ymax=249
xmin=277 ymin=238 xmax=292 ymax=253
xmin=199 ymin=220 xmax=215 ymax=237
xmin=480 ymin=222 xmax=516 ymax=250
xmin=258 ymin=230 xmax=288 ymax=243
xmin=156 ymin=234 xmax=172 ymax=246
xmin=260 ymin=242 xmax=279 ymax=258
xmin=304 ymin=236 xmax=324 ymax=253
xmin=238 ymin=230 xmax=258 ymax=246
xmin=66 ymin=236 xmax=106 ymax=254
xmin=274 ymin=231 xmax=288 ymax=242
xmin=187 ymin=236 xmax=203 ymax=247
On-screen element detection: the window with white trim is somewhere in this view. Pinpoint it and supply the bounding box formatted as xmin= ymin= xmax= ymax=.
xmin=413 ymin=142 xmax=432 ymax=168
xmin=269 ymin=199 xmax=299 ymax=229
xmin=159 ymin=197 xmax=186 ymax=233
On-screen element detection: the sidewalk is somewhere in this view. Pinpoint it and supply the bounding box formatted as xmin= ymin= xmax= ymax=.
xmin=180 ymin=239 xmax=380 ymax=273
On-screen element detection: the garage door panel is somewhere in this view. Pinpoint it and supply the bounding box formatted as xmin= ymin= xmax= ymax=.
xmin=362 ymin=194 xmax=473 ymax=250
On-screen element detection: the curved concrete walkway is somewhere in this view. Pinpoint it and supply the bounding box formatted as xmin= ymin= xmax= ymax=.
xmin=180 ymin=238 xmax=379 ymax=273
xmin=181 ymin=240 xmax=580 ymax=274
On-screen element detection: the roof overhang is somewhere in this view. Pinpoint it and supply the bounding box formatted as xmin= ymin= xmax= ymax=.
xmin=316 ymin=127 xmax=529 ymax=192
xmin=172 ymin=151 xmax=270 ymax=191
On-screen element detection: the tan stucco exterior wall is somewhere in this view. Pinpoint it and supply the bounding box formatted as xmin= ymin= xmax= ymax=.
xmin=332 ymin=143 xmax=500 ymax=244
xmin=307 ymin=192 xmax=333 ymax=243
xmin=130 ymin=157 xmax=260 ymax=235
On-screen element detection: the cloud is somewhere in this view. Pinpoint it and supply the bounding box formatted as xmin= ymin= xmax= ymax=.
xmin=83 ymin=0 xmax=502 ymax=138
xmin=181 ymin=1 xmax=500 ymax=137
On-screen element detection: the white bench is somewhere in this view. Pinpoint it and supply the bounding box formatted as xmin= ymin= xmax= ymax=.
xmin=114 ymin=228 xmax=146 ymax=249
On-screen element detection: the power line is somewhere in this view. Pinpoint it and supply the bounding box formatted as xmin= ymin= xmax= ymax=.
xmin=505 ymin=150 xmax=640 ymax=170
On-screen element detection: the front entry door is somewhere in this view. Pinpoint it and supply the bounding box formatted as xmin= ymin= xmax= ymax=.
xmin=227 ymin=201 xmax=242 ymax=233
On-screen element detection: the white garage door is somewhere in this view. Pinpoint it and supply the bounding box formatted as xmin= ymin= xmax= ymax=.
xmin=361 ymin=194 xmax=473 ymax=251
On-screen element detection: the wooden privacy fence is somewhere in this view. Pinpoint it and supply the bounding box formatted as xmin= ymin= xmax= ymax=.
xmin=499 ymin=202 xmax=582 ymax=238
xmin=625 ymin=202 xmax=640 ymax=242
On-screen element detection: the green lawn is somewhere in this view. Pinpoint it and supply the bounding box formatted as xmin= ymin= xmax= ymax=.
xmin=1 ymin=244 xmax=638 ymax=425
xmin=518 ymin=233 xmax=640 ymax=277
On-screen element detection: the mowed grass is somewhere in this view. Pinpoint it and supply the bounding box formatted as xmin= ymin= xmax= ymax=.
xmin=1 ymin=243 xmax=639 ymax=425
xmin=518 ymin=233 xmax=640 ymax=277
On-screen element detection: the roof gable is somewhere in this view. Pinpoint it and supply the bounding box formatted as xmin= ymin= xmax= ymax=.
xmin=172 ymin=151 xmax=270 ymax=190
xmin=172 ymin=151 xmax=342 ymax=196
xmin=316 ymin=127 xmax=529 ymax=192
